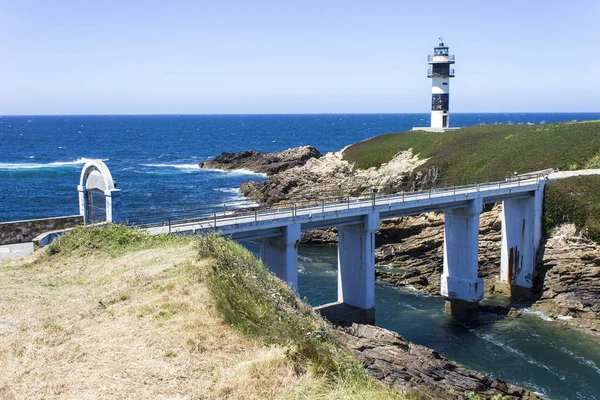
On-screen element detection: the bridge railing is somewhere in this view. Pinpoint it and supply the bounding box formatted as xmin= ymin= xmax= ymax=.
xmin=122 ymin=173 xmax=548 ymax=229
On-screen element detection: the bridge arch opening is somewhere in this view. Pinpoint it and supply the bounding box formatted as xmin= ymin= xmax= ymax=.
xmin=77 ymin=160 xmax=122 ymax=224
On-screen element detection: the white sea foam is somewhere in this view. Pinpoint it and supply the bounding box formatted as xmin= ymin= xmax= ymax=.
xmin=554 ymin=345 xmax=600 ymax=376
xmin=200 ymin=167 xmax=267 ymax=177
xmin=556 ymin=315 xmax=573 ymax=320
xmin=142 ymin=164 xmax=266 ymax=177
xmin=143 ymin=163 xmax=200 ymax=170
xmin=214 ymin=187 xmax=241 ymax=194
xmin=477 ymin=332 xmax=567 ymax=380
xmin=520 ymin=308 xmax=554 ymax=321
xmin=0 ymin=158 xmax=100 ymax=170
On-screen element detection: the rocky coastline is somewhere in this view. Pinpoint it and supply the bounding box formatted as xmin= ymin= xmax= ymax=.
xmin=203 ymin=145 xmax=600 ymax=336
xmin=200 ymin=145 xmax=322 ymax=175
xmin=337 ymin=324 xmax=540 ymax=399
xmin=202 ymin=145 xmax=600 ymax=396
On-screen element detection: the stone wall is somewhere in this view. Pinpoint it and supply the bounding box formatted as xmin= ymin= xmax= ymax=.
xmin=0 ymin=215 xmax=83 ymax=245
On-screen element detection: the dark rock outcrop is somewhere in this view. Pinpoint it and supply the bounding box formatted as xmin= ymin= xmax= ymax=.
xmin=200 ymin=146 xmax=322 ymax=175
xmin=338 ymin=324 xmax=541 ymax=399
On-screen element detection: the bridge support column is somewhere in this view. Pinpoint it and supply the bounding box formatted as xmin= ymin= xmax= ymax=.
xmin=441 ymin=198 xmax=483 ymax=319
xmin=499 ymin=195 xmax=535 ymax=299
xmin=106 ymin=189 xmax=122 ymax=224
xmin=324 ymin=211 xmax=379 ymax=325
xmin=259 ymin=223 xmax=301 ymax=290
xmin=533 ymin=183 xmax=546 ymax=255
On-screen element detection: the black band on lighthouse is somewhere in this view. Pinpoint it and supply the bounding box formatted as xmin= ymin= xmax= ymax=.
xmin=432 ymin=93 xmax=449 ymax=111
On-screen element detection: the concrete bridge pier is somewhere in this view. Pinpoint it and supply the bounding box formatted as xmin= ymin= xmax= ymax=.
xmin=259 ymin=223 xmax=301 ymax=290
xmin=499 ymin=195 xmax=536 ymax=299
xmin=316 ymin=211 xmax=379 ymax=325
xmin=441 ymin=198 xmax=484 ymax=319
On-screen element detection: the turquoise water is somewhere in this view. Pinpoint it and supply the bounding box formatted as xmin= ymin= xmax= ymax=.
xmin=296 ymin=245 xmax=600 ymax=400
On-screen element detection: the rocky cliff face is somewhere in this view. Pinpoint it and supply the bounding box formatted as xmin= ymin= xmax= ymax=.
xmin=533 ymin=224 xmax=600 ymax=333
xmin=339 ymin=324 xmax=541 ymax=399
xmin=240 ymin=148 xmax=428 ymax=203
xmin=200 ymin=146 xmax=322 ymax=175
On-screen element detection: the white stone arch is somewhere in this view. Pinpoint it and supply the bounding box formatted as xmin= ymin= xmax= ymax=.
xmin=77 ymin=160 xmax=121 ymax=224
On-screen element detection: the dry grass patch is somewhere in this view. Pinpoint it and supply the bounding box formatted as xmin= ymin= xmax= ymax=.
xmin=0 ymin=226 xmax=407 ymax=399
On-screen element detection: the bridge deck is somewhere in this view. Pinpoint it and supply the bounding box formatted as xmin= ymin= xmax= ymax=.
xmin=145 ymin=176 xmax=542 ymax=240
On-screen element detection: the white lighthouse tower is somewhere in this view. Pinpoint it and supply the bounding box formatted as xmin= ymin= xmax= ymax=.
xmin=428 ymin=38 xmax=454 ymax=129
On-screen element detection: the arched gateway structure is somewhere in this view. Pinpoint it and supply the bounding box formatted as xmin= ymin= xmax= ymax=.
xmin=77 ymin=160 xmax=122 ymax=224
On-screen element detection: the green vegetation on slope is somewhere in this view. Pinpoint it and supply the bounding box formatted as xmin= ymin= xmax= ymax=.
xmin=199 ymin=234 xmax=407 ymax=398
xmin=544 ymin=175 xmax=600 ymax=242
xmin=343 ymin=121 xmax=600 ymax=182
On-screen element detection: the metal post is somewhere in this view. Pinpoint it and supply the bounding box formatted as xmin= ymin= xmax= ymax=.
xmin=168 ymin=218 xmax=171 ymax=234
xmin=347 ymin=197 xmax=350 ymax=209
xmin=213 ymin=213 xmax=217 ymax=228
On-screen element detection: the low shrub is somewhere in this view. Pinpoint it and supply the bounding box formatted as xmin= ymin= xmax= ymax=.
xmin=45 ymin=224 xmax=188 ymax=257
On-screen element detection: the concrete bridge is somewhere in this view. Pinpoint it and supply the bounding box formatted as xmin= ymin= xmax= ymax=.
xmin=135 ymin=173 xmax=551 ymax=322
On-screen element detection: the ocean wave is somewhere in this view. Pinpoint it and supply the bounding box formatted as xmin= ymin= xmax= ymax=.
xmin=142 ymin=164 xmax=266 ymax=177
xmin=143 ymin=163 xmax=200 ymax=170
xmin=0 ymin=158 xmax=101 ymax=170
xmin=476 ymin=332 xmax=567 ymax=380
xmin=200 ymin=167 xmax=267 ymax=177
xmin=552 ymin=344 xmax=600 ymax=376
xmin=214 ymin=187 xmax=241 ymax=194
xmin=520 ymin=308 xmax=554 ymax=321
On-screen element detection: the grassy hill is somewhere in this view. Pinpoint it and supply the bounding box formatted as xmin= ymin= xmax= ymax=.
xmin=0 ymin=225 xmax=408 ymax=399
xmin=343 ymin=121 xmax=600 ymax=183
xmin=343 ymin=120 xmax=600 ymax=242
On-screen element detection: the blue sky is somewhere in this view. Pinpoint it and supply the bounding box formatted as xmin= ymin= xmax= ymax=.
xmin=1 ymin=0 xmax=598 ymax=114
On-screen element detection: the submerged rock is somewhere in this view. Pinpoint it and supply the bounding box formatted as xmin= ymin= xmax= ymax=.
xmin=200 ymin=146 xmax=322 ymax=175
xmin=339 ymin=324 xmax=541 ymax=399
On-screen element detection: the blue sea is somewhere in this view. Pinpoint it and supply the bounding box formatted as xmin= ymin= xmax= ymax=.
xmin=3 ymin=113 xmax=600 ymax=399
xmin=2 ymin=113 xmax=600 ymax=222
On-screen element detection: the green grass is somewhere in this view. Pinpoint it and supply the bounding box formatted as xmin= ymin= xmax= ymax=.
xmin=45 ymin=223 xmax=191 ymax=257
xmin=544 ymin=175 xmax=600 ymax=242
xmin=198 ymin=234 xmax=408 ymax=398
xmin=343 ymin=121 xmax=600 ymax=183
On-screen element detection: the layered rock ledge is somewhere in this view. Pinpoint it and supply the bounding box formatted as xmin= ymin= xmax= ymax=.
xmin=200 ymin=146 xmax=322 ymax=175
xmin=339 ymin=324 xmax=540 ymax=399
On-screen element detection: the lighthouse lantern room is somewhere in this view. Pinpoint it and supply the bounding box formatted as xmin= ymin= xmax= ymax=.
xmin=428 ymin=38 xmax=455 ymax=129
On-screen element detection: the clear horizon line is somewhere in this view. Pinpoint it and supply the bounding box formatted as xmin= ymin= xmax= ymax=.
xmin=1 ymin=111 xmax=600 ymax=117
